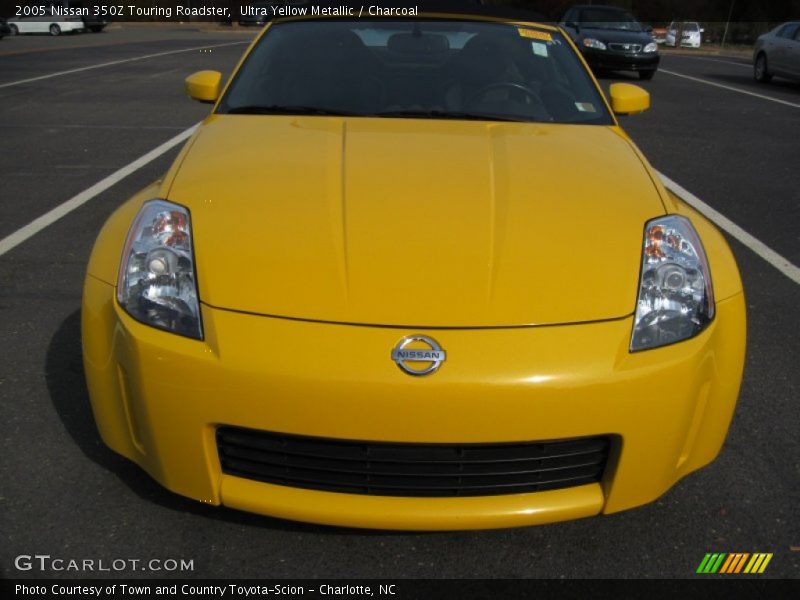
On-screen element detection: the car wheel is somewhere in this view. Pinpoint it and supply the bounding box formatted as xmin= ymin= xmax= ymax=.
xmin=90 ymin=25 xmax=103 ymax=33
xmin=9 ymin=24 xmax=18 ymax=36
xmin=754 ymin=53 xmax=772 ymax=83
xmin=639 ymin=70 xmax=656 ymax=81
xmin=49 ymin=24 xmax=61 ymax=36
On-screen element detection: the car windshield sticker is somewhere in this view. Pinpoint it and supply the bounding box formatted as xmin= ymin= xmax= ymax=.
xmin=518 ymin=28 xmax=553 ymax=42
xmin=575 ymin=102 xmax=597 ymax=113
xmin=531 ymin=41 xmax=549 ymax=57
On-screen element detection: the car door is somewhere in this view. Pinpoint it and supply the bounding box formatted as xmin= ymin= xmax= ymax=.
xmin=665 ymin=21 xmax=677 ymax=46
xmin=790 ymin=25 xmax=800 ymax=79
xmin=772 ymin=23 xmax=800 ymax=75
xmin=21 ymin=9 xmax=51 ymax=33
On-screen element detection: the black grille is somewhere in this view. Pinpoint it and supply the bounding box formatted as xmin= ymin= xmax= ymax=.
xmin=609 ymin=43 xmax=642 ymax=53
xmin=217 ymin=427 xmax=609 ymax=497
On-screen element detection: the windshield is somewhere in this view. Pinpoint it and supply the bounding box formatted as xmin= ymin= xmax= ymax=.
xmin=218 ymin=19 xmax=613 ymax=125
xmin=578 ymin=9 xmax=643 ymax=32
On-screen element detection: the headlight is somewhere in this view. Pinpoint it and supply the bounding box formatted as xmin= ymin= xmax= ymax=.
xmin=644 ymin=42 xmax=658 ymax=53
xmin=631 ymin=216 xmax=715 ymax=351
xmin=117 ymin=200 xmax=203 ymax=339
xmin=583 ymin=38 xmax=607 ymax=50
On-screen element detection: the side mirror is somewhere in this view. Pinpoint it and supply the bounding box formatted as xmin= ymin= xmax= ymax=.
xmin=185 ymin=70 xmax=222 ymax=104
xmin=700 ymin=28 xmax=705 ymax=33
xmin=645 ymin=25 xmax=654 ymax=33
xmin=609 ymin=83 xmax=650 ymax=115
xmin=566 ymin=21 xmax=580 ymax=32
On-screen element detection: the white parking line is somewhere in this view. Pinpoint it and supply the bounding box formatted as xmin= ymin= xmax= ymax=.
xmin=659 ymin=172 xmax=800 ymax=285
xmin=660 ymin=69 xmax=800 ymax=109
xmin=0 ymin=124 xmax=198 ymax=257
xmin=0 ymin=42 xmax=247 ymax=90
xmin=1 ymin=125 xmax=797 ymax=287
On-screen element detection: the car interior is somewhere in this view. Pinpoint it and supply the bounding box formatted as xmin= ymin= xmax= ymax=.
xmin=221 ymin=21 xmax=611 ymax=124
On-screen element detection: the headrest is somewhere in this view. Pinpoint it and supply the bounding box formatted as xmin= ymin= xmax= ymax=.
xmin=387 ymin=33 xmax=450 ymax=56
xmin=452 ymin=34 xmax=514 ymax=83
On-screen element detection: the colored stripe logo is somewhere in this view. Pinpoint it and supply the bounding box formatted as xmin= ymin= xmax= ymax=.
xmin=696 ymin=553 xmax=773 ymax=574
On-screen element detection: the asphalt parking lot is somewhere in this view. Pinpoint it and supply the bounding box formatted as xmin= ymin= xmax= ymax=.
xmin=0 ymin=28 xmax=798 ymax=580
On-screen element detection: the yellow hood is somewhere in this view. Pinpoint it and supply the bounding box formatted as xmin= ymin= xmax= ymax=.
xmin=169 ymin=115 xmax=665 ymax=327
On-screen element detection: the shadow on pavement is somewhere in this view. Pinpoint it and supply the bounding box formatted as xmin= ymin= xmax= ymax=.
xmin=696 ymin=71 xmax=800 ymax=94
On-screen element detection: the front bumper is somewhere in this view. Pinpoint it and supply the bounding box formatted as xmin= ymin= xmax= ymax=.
xmin=82 ymin=276 xmax=745 ymax=530
xmin=582 ymin=49 xmax=660 ymax=72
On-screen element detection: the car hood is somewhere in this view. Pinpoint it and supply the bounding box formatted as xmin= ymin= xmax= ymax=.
xmin=579 ymin=28 xmax=653 ymax=45
xmin=168 ymin=115 xmax=664 ymax=327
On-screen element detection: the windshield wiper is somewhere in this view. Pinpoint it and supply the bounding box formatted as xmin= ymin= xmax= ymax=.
xmin=226 ymin=106 xmax=534 ymax=122
xmin=225 ymin=105 xmax=362 ymax=116
xmin=373 ymin=109 xmax=529 ymax=123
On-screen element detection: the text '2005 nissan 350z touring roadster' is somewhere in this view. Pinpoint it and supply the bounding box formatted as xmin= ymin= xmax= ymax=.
xmin=82 ymin=12 xmax=746 ymax=530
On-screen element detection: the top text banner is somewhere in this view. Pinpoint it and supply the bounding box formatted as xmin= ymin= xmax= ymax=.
xmin=2 ymin=2 xmax=424 ymax=22
xmin=1 ymin=1 xmax=798 ymax=23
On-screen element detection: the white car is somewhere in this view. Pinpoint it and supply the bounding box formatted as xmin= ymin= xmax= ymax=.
xmin=666 ymin=21 xmax=704 ymax=48
xmin=7 ymin=7 xmax=85 ymax=36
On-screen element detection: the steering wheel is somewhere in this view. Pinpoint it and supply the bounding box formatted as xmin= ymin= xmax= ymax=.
xmin=466 ymin=82 xmax=543 ymax=109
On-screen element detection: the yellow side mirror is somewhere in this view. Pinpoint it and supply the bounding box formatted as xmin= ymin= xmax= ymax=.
xmin=609 ymin=83 xmax=650 ymax=115
xmin=185 ymin=70 xmax=222 ymax=104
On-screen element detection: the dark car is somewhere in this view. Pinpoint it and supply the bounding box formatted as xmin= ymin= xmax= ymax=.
xmin=0 ymin=18 xmax=12 ymax=39
xmin=753 ymin=21 xmax=800 ymax=84
xmin=81 ymin=12 xmax=110 ymax=33
xmin=560 ymin=4 xmax=659 ymax=80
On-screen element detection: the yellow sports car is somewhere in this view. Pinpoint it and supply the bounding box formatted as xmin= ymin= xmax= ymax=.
xmin=82 ymin=13 xmax=746 ymax=530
